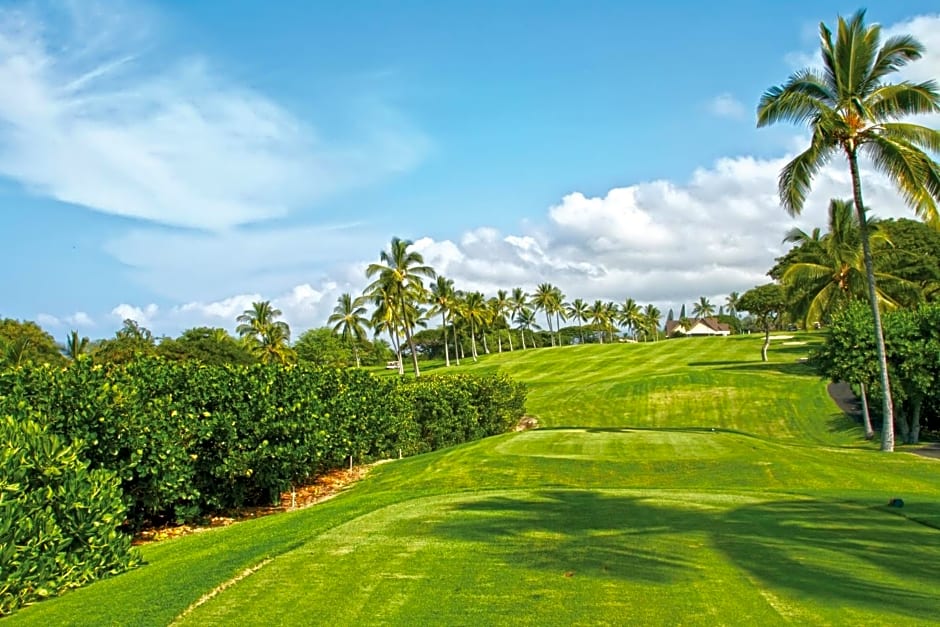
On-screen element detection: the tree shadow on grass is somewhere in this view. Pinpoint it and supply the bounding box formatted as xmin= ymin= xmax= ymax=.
xmin=430 ymin=490 xmax=940 ymax=618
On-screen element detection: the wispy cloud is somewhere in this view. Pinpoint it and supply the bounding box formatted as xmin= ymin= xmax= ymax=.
xmin=706 ymin=93 xmax=746 ymax=120
xmin=0 ymin=2 xmax=430 ymax=231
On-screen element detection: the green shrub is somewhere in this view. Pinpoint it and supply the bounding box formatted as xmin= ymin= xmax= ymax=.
xmin=0 ymin=413 xmax=138 ymax=615
xmin=0 ymin=360 xmax=527 ymax=529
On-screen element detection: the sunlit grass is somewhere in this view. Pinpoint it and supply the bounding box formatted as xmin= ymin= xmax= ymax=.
xmin=11 ymin=333 xmax=940 ymax=626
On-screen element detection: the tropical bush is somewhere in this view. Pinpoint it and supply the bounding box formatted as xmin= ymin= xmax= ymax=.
xmin=0 ymin=359 xmax=526 ymax=529
xmin=0 ymin=413 xmax=138 ymax=615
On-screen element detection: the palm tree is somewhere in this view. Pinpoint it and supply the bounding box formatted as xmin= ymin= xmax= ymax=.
xmin=509 ymin=288 xmax=528 ymax=350
xmin=725 ymin=292 xmax=741 ymax=318
xmin=692 ymin=296 xmax=715 ymax=318
xmin=429 ymin=276 xmax=456 ymax=367
xmin=588 ymin=300 xmax=609 ymax=344
xmin=642 ymin=304 xmax=662 ymax=341
xmin=365 ymin=237 xmax=436 ymax=377
xmin=781 ymin=198 xmax=915 ymax=326
xmin=370 ymin=287 xmax=404 ymax=374
xmin=491 ymin=289 xmax=513 ymax=352
xmin=566 ymin=298 xmax=589 ymax=344
xmin=459 ymin=291 xmax=488 ymax=361
xmin=328 ymin=293 xmax=370 ymax=367
xmin=618 ymin=298 xmax=642 ymax=340
xmin=64 ymin=330 xmax=89 ymax=360
xmin=532 ymin=283 xmax=559 ymax=347
xmin=513 ymin=307 xmax=539 ymax=349
xmin=757 ymin=9 xmax=940 ymax=451
xmin=236 ymin=300 xmax=291 ymax=363
xmin=551 ymin=286 xmax=566 ymax=346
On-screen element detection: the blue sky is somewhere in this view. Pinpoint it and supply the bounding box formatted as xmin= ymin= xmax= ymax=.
xmin=1 ymin=0 xmax=938 ymax=339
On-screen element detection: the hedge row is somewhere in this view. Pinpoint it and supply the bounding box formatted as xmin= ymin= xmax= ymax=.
xmin=0 ymin=359 xmax=527 ymax=528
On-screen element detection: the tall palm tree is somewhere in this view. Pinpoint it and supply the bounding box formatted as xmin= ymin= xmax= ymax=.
xmin=532 ymin=283 xmax=559 ymax=347
xmin=513 ymin=307 xmax=539 ymax=349
xmin=604 ymin=301 xmax=618 ymax=342
xmin=692 ymin=296 xmax=716 ymax=318
xmin=757 ymin=9 xmax=940 ymax=451
xmin=429 ymin=276 xmax=456 ymax=367
xmin=642 ymin=304 xmax=662 ymax=341
xmin=566 ymin=298 xmax=589 ymax=344
xmin=64 ymin=330 xmax=89 ymax=360
xmin=365 ymin=237 xmax=435 ymax=377
xmin=618 ymin=298 xmax=642 ymax=340
xmin=509 ymin=288 xmax=528 ymax=351
xmin=460 ymin=291 xmax=488 ymax=361
xmin=328 ymin=293 xmax=370 ymax=367
xmin=551 ymin=286 xmax=566 ymax=346
xmin=782 ymin=198 xmax=914 ymax=326
xmin=588 ymin=300 xmax=609 ymax=344
xmin=725 ymin=292 xmax=741 ymax=318
xmin=491 ymin=289 xmax=513 ymax=352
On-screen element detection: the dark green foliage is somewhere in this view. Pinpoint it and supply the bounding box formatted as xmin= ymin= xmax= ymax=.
xmin=0 ymin=319 xmax=66 ymax=369
xmin=156 ymin=327 xmax=255 ymax=366
xmin=814 ymin=302 xmax=940 ymax=439
xmin=0 ymin=359 xmax=526 ymax=529
xmin=92 ymin=319 xmax=157 ymax=364
xmin=0 ymin=414 xmax=138 ymax=614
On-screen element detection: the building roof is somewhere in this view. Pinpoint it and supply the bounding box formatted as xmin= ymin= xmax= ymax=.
xmin=665 ymin=317 xmax=731 ymax=337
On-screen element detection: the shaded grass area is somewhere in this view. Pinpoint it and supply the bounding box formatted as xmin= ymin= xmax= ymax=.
xmin=10 ymin=334 xmax=940 ymax=625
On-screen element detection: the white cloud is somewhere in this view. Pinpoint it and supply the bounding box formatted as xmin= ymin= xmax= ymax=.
xmin=706 ymin=93 xmax=746 ymax=119
xmin=35 ymin=311 xmax=94 ymax=328
xmin=0 ymin=2 xmax=429 ymax=231
xmin=112 ymin=303 xmax=158 ymax=327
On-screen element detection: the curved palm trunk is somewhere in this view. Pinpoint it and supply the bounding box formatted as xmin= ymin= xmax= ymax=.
xmin=555 ymin=312 xmax=562 ymax=346
xmin=440 ymin=312 xmax=450 ymax=367
xmin=399 ymin=302 xmax=421 ymax=377
xmin=482 ymin=331 xmax=489 ymax=354
xmin=507 ymin=327 xmax=513 ymax=351
xmin=390 ymin=329 xmax=404 ymax=375
xmin=520 ymin=328 xmax=527 ymax=350
xmin=470 ymin=322 xmax=479 ymax=361
xmin=848 ymin=149 xmax=895 ymax=452
xmin=859 ymin=382 xmax=874 ymax=440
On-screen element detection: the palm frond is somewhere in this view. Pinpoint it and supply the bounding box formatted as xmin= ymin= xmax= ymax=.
xmin=757 ymin=74 xmax=834 ymax=127
xmin=868 ymin=34 xmax=925 ymax=85
xmin=867 ymin=81 xmax=940 ymax=120
xmin=878 ymin=122 xmax=940 ymax=153
xmin=778 ymin=130 xmax=837 ymax=215
xmin=863 ymin=134 xmax=940 ymax=225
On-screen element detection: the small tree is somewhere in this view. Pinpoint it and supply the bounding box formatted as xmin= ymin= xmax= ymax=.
xmin=738 ymin=284 xmax=787 ymax=361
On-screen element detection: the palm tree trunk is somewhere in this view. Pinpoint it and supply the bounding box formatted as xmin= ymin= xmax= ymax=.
xmin=453 ymin=326 xmax=461 ymax=365
xmin=441 ymin=313 xmax=450 ymax=367
xmin=353 ymin=345 xmax=361 ymax=368
xmin=391 ymin=329 xmax=404 ymax=375
xmin=470 ymin=322 xmax=478 ymax=361
xmin=859 ymin=382 xmax=874 ymax=440
xmin=482 ymin=331 xmax=489 ymax=354
xmin=544 ymin=312 xmax=555 ymax=347
xmin=497 ymin=333 xmax=502 ymax=353
xmin=761 ymin=326 xmax=770 ymax=362
xmin=507 ymin=328 xmax=513 ymax=351
xmin=555 ymin=312 xmax=562 ymax=346
xmin=848 ymin=148 xmax=895 ymax=452
xmin=398 ymin=302 xmax=421 ymax=377
xmin=520 ymin=328 xmax=527 ymax=350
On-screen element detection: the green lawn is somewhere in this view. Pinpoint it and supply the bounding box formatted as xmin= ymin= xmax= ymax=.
xmin=10 ymin=334 xmax=940 ymax=625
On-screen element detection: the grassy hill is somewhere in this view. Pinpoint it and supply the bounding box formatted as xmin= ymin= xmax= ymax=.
xmin=10 ymin=334 xmax=940 ymax=625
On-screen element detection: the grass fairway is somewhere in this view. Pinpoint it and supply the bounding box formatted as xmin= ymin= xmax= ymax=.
xmin=10 ymin=334 xmax=940 ymax=625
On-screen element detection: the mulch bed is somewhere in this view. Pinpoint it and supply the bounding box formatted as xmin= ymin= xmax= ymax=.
xmin=132 ymin=465 xmax=372 ymax=545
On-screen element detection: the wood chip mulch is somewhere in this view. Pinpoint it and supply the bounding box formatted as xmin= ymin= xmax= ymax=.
xmin=132 ymin=465 xmax=372 ymax=546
